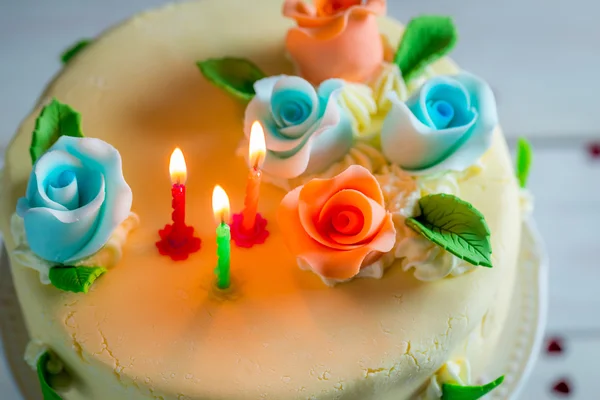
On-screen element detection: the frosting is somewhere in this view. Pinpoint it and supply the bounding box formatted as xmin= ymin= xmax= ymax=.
xmin=283 ymin=0 xmax=386 ymax=83
xmin=11 ymin=212 xmax=139 ymax=284
xmin=381 ymin=72 xmax=498 ymax=174
xmin=244 ymin=75 xmax=353 ymax=179
xmin=277 ymin=165 xmax=396 ymax=281
xmin=371 ymin=63 xmax=409 ymax=113
xmin=420 ymin=359 xmax=471 ymax=400
xmin=338 ymin=82 xmax=380 ymax=138
xmin=375 ymin=165 xmax=477 ymax=281
xmin=16 ymin=136 xmax=133 ymax=264
xmin=24 ymin=340 xmax=49 ymax=370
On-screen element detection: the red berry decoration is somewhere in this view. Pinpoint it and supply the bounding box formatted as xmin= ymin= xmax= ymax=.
xmin=588 ymin=142 xmax=600 ymax=159
xmin=546 ymin=337 xmax=564 ymax=355
xmin=552 ymin=378 xmax=572 ymax=396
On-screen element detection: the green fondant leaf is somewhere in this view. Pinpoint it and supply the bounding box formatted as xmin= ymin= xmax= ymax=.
xmin=441 ymin=375 xmax=505 ymax=400
xmin=37 ymin=351 xmax=63 ymax=400
xmin=516 ymin=137 xmax=533 ymax=188
xmin=60 ymin=39 xmax=92 ymax=64
xmin=406 ymin=194 xmax=492 ymax=267
xmin=30 ymin=98 xmax=84 ymax=164
xmin=394 ymin=15 xmax=458 ymax=82
xmin=197 ymin=57 xmax=266 ymax=101
xmin=49 ymin=266 xmax=107 ymax=293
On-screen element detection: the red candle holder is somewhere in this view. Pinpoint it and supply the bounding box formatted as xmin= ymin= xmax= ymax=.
xmin=230 ymin=212 xmax=269 ymax=248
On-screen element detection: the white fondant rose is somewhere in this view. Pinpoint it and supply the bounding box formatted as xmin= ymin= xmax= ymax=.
xmin=381 ymin=72 xmax=497 ymax=174
xmin=16 ymin=136 xmax=132 ymax=264
xmin=244 ymin=75 xmax=353 ymax=179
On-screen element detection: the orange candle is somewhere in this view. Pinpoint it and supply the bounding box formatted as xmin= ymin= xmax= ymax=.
xmin=241 ymin=121 xmax=266 ymax=233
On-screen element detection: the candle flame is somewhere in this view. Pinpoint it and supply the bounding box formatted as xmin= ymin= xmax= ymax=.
xmin=169 ymin=148 xmax=187 ymax=185
xmin=212 ymin=185 xmax=231 ymax=224
xmin=249 ymin=121 xmax=266 ymax=169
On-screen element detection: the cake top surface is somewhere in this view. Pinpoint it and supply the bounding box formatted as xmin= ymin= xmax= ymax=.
xmin=0 ymin=0 xmax=524 ymax=399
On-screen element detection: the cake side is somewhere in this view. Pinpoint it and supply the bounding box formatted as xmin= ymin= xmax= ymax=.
xmin=0 ymin=1 xmax=521 ymax=399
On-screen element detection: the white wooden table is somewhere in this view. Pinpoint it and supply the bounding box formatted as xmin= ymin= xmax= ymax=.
xmin=1 ymin=1 xmax=599 ymax=399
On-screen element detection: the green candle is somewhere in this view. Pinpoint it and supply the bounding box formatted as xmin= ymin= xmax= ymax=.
xmin=212 ymin=185 xmax=231 ymax=289
xmin=215 ymin=222 xmax=231 ymax=289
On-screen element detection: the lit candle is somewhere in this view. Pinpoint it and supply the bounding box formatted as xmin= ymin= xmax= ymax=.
xmin=156 ymin=148 xmax=201 ymax=260
xmin=212 ymin=185 xmax=231 ymax=289
xmin=169 ymin=148 xmax=188 ymax=242
xmin=241 ymin=121 xmax=266 ymax=233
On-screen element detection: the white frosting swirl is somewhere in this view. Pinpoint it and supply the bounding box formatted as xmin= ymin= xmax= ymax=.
xmin=420 ymin=359 xmax=472 ymax=400
xmin=375 ymin=164 xmax=483 ymax=281
xmin=338 ymin=83 xmax=380 ymax=139
xmin=10 ymin=212 xmax=140 ymax=284
xmin=371 ymin=63 xmax=409 ymax=113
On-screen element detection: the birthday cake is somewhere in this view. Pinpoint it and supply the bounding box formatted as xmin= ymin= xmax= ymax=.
xmin=0 ymin=0 xmax=534 ymax=399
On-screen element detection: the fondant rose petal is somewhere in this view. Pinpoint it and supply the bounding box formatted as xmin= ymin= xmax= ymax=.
xmin=271 ymin=76 xmax=320 ymax=134
xmin=442 ymin=72 xmax=498 ymax=171
xmin=25 ymin=150 xmax=83 ymax=211
xmin=315 ymin=0 xmax=363 ymax=17
xmin=50 ymin=136 xmax=133 ymax=262
xmin=298 ymin=165 xmax=384 ymax=212
xmin=20 ymin=180 xmax=106 ymax=263
xmin=381 ymin=72 xmax=497 ymax=174
xmin=278 ymin=165 xmax=396 ymax=282
xmin=254 ymin=75 xmax=286 ymax=102
xmin=278 ymin=188 xmax=369 ymax=280
xmin=318 ymin=189 xmax=387 ymax=246
xmin=245 ymin=75 xmax=353 ymax=180
xmin=285 ymin=16 xmax=383 ymax=83
xmin=301 ymin=246 xmax=373 ymax=280
xmin=303 ymin=87 xmax=353 ymax=175
xmin=262 ymin=140 xmax=314 ymax=180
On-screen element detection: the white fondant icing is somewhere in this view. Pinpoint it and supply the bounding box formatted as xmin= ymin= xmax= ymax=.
xmin=519 ymin=188 xmax=534 ymax=218
xmin=11 ymin=212 xmax=140 ymax=284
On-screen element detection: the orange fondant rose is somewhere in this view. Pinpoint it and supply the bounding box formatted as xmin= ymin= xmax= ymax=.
xmin=283 ymin=0 xmax=386 ymax=84
xmin=278 ymin=165 xmax=396 ymax=281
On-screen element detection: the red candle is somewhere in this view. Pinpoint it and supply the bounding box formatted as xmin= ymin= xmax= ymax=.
xmin=156 ymin=147 xmax=201 ymax=260
xmin=241 ymin=121 xmax=266 ymax=233
xmin=170 ymin=183 xmax=186 ymax=243
xmin=169 ymin=148 xmax=188 ymax=242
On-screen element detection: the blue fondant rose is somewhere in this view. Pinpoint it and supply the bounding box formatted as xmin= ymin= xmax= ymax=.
xmin=244 ymin=75 xmax=353 ymax=179
xmin=16 ymin=136 xmax=132 ymax=264
xmin=380 ymin=72 xmax=497 ymax=174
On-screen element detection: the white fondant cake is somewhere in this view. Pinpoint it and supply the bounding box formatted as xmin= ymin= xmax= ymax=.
xmin=0 ymin=0 xmax=525 ymax=399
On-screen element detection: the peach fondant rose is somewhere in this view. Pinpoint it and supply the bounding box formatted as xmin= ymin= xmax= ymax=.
xmin=278 ymin=165 xmax=396 ymax=281
xmin=283 ymin=0 xmax=386 ymax=84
